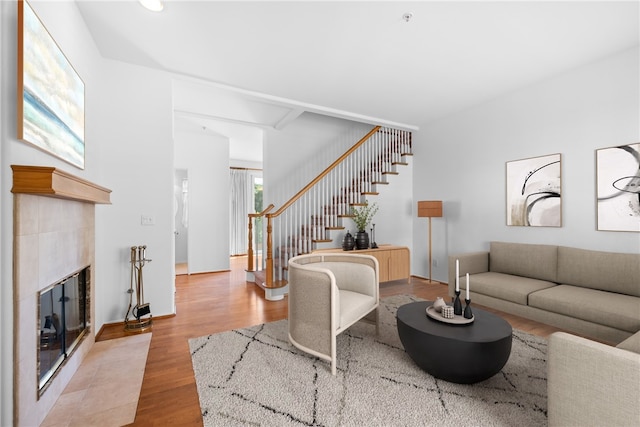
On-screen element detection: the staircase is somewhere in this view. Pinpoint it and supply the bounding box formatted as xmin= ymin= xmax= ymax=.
xmin=247 ymin=125 xmax=412 ymax=300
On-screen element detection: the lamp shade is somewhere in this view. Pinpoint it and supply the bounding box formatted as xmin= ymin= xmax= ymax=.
xmin=417 ymin=201 xmax=443 ymax=218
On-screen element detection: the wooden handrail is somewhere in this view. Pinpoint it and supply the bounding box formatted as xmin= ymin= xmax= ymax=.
xmin=266 ymin=126 xmax=381 ymax=219
xmin=247 ymin=204 xmax=275 ymax=271
xmin=250 ymin=203 xmax=275 ymax=218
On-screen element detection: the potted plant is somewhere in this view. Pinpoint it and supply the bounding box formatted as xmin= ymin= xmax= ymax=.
xmin=350 ymin=201 xmax=378 ymax=249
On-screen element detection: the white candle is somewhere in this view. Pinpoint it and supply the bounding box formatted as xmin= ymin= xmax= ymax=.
xmin=456 ymin=259 xmax=460 ymax=292
xmin=466 ymin=273 xmax=470 ymax=300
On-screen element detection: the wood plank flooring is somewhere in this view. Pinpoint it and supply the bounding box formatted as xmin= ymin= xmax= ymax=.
xmin=97 ymin=256 xmax=567 ymax=427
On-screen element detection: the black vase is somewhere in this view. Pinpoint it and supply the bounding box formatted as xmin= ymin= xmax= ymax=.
xmin=355 ymin=231 xmax=369 ymax=250
xmin=342 ymin=231 xmax=355 ymax=251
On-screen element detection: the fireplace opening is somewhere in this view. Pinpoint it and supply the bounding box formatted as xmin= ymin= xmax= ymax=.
xmin=38 ymin=266 xmax=90 ymax=396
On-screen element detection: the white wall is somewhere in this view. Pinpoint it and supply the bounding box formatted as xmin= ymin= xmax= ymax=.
xmin=92 ymin=58 xmax=175 ymax=326
xmin=175 ymin=131 xmax=230 ymax=273
xmin=413 ymin=47 xmax=640 ymax=282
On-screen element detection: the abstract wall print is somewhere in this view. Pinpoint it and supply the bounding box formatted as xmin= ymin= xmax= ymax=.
xmin=506 ymin=153 xmax=561 ymax=227
xmin=596 ymin=143 xmax=640 ymax=232
xmin=18 ymin=0 xmax=85 ymax=169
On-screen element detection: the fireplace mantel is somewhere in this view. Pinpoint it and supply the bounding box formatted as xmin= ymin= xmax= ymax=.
xmin=11 ymin=165 xmax=111 ymax=204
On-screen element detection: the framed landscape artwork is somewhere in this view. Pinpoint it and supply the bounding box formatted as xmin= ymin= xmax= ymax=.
xmin=596 ymin=143 xmax=640 ymax=232
xmin=506 ymin=153 xmax=562 ymax=227
xmin=18 ymin=0 xmax=85 ymax=169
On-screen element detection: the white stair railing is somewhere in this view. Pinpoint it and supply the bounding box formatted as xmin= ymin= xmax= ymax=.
xmin=247 ymin=126 xmax=412 ymax=289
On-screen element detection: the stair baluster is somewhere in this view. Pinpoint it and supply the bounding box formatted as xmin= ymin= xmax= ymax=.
xmin=248 ymin=126 xmax=412 ymax=291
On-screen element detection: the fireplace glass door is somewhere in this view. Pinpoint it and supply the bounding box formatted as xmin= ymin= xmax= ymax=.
xmin=38 ymin=267 xmax=89 ymax=394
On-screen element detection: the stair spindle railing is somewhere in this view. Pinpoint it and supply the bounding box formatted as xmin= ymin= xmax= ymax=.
xmin=250 ymin=125 xmax=412 ymax=289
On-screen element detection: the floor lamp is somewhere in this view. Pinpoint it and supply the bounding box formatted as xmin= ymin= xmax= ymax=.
xmin=418 ymin=201 xmax=443 ymax=283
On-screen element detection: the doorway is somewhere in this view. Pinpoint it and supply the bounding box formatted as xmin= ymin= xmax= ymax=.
xmin=174 ymin=169 xmax=188 ymax=275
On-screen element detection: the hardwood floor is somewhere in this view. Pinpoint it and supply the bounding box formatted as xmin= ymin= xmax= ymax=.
xmin=97 ymin=256 xmax=566 ymax=427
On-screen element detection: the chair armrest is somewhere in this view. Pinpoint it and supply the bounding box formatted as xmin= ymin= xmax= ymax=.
xmin=448 ymin=252 xmax=489 ymax=297
xmin=548 ymin=332 xmax=640 ymax=427
xmin=288 ymin=264 xmax=337 ymax=352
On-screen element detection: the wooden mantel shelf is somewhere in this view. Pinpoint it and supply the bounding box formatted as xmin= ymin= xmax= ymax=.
xmin=11 ymin=165 xmax=111 ymax=204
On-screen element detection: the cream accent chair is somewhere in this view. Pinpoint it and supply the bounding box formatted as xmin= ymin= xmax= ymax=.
xmin=547 ymin=331 xmax=640 ymax=427
xmin=288 ymin=253 xmax=380 ymax=375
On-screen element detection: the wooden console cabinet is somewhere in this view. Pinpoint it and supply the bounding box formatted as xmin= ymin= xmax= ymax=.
xmin=315 ymin=245 xmax=410 ymax=283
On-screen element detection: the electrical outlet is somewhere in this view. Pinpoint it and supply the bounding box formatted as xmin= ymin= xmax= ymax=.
xmin=141 ymin=215 xmax=155 ymax=226
xmin=432 ymin=259 xmax=438 ymax=267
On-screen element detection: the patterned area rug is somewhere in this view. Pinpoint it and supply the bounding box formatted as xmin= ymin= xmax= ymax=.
xmin=189 ymin=295 xmax=548 ymax=426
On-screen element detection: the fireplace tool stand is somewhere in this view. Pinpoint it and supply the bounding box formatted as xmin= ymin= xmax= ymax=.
xmin=124 ymin=245 xmax=153 ymax=333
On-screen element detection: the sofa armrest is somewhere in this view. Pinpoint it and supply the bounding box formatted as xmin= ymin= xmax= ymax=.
xmin=447 ymin=252 xmax=489 ymax=297
xmin=548 ymin=332 xmax=640 ymax=427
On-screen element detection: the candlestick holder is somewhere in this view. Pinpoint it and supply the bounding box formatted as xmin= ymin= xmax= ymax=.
xmin=453 ymin=290 xmax=462 ymax=315
xmin=463 ymin=298 xmax=473 ymax=319
xmin=370 ymin=224 xmax=378 ymax=249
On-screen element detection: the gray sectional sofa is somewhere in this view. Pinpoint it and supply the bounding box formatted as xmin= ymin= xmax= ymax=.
xmin=448 ymin=241 xmax=640 ymax=344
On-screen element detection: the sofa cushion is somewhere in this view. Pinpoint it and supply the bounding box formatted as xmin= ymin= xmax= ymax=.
xmin=490 ymin=241 xmax=558 ymax=283
xmin=529 ymin=285 xmax=640 ymax=333
xmin=557 ymin=246 xmax=640 ymax=297
xmin=466 ymin=271 xmax=557 ymax=305
xmin=617 ymin=331 xmax=640 ymax=354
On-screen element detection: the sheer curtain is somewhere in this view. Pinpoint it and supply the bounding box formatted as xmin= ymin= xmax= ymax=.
xmin=230 ymin=169 xmax=251 ymax=255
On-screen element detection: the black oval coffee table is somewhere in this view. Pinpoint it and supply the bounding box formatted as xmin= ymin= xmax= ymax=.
xmin=396 ymin=301 xmax=512 ymax=384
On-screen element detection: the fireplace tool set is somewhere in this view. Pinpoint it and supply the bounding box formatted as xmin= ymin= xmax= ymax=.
xmin=124 ymin=245 xmax=152 ymax=333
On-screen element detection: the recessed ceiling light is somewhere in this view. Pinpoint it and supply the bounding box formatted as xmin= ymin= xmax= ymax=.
xmin=139 ymin=0 xmax=164 ymax=12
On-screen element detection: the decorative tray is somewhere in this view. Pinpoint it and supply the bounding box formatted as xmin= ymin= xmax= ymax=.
xmin=426 ymin=305 xmax=474 ymax=325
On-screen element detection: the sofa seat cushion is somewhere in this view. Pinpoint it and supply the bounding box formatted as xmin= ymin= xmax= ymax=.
xmin=466 ymin=272 xmax=557 ymax=305
xmin=617 ymin=331 xmax=640 ymax=354
xmin=529 ymin=285 xmax=640 ymax=332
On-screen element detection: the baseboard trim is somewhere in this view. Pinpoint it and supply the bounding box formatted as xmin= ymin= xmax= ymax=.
xmin=95 ymin=313 xmax=176 ymax=341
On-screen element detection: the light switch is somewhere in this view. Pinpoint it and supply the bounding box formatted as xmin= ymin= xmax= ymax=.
xmin=141 ymin=215 xmax=155 ymax=226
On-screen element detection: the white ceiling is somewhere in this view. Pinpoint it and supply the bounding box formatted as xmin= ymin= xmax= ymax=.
xmin=76 ymin=1 xmax=639 ymax=159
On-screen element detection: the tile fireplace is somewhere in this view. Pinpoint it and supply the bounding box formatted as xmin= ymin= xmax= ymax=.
xmin=12 ymin=165 xmax=111 ymax=426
